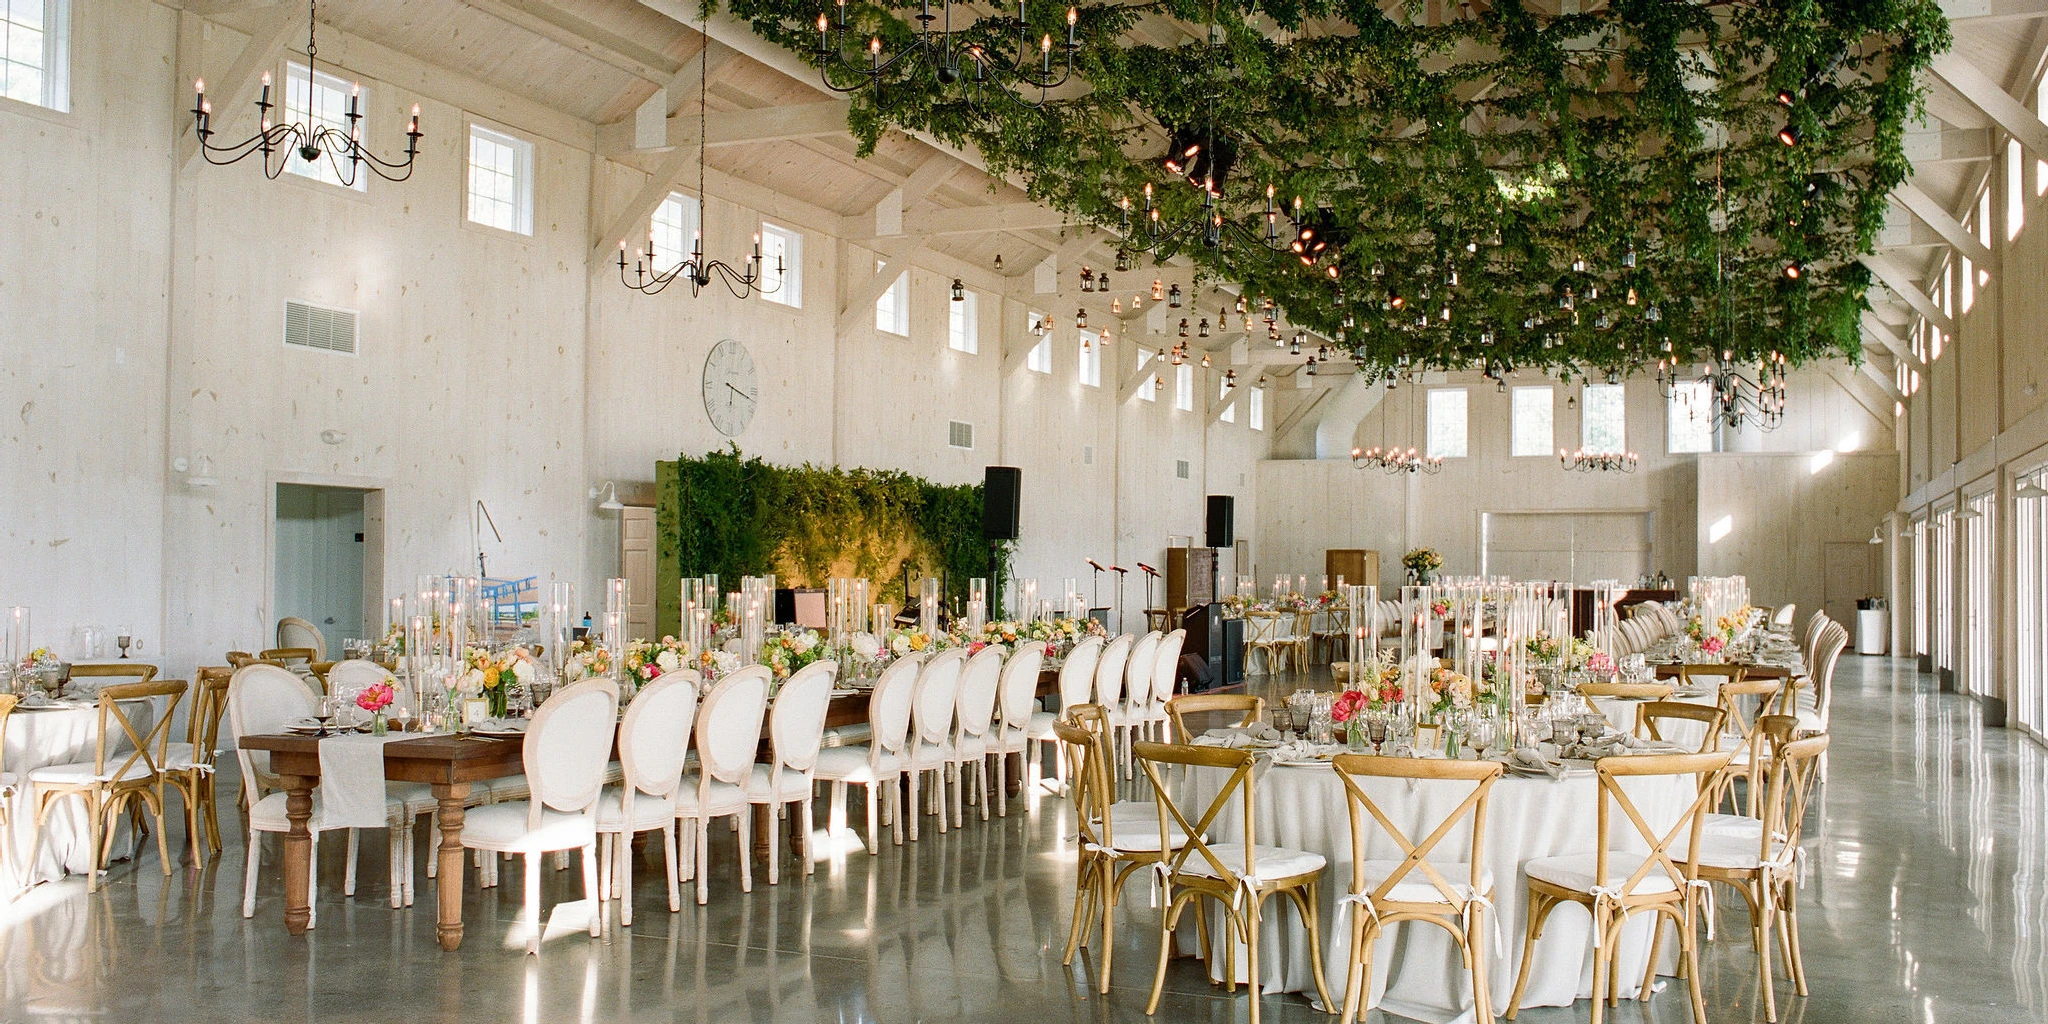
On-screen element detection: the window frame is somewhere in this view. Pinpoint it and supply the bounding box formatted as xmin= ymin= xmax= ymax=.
xmin=1174 ymin=362 xmax=1195 ymax=412
xmin=281 ymin=60 xmax=368 ymax=192
xmin=1580 ymin=383 xmax=1628 ymax=455
xmin=1218 ymin=374 xmax=1235 ymax=422
xmin=649 ymin=192 xmax=700 ymax=274
xmin=947 ymin=289 xmax=978 ymax=353
xmin=1025 ymin=313 xmax=1052 ymax=373
xmin=758 ymin=223 xmax=802 ymax=308
xmin=1077 ymin=331 xmax=1102 ymax=387
xmin=1666 ymin=379 xmax=1715 ymax=454
xmin=1509 ymin=386 xmax=1554 ymax=458
xmin=1248 ymin=386 xmax=1265 ymax=430
xmin=1136 ymin=349 xmax=1158 ymax=401
xmin=465 ymin=122 xmax=535 ymax=236
xmin=0 ymin=0 xmax=70 ymax=114
xmin=1426 ymin=387 xmax=1468 ymax=459
xmin=874 ymin=260 xmax=910 ymax=336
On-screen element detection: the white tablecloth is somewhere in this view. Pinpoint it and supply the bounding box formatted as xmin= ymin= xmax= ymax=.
xmin=3 ymin=695 xmax=167 ymax=890
xmin=1173 ymin=758 xmax=1692 ymax=1024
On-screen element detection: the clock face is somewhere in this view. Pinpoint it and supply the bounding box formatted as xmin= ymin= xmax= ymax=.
xmin=702 ymin=339 xmax=758 ymax=437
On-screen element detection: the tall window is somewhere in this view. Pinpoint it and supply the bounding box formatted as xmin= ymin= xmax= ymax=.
xmin=284 ymin=62 xmax=365 ymax=190
xmin=1025 ymin=314 xmax=1052 ymax=373
xmin=1077 ymin=332 xmax=1101 ymax=386
xmin=2017 ymin=467 xmax=2048 ymax=738
xmin=1 ymin=0 xmax=66 ymax=111
xmin=1962 ymin=252 xmax=1974 ymax=314
xmin=1510 ymin=386 xmax=1553 ymax=457
xmin=467 ymin=125 xmax=533 ymax=235
xmin=1175 ymin=363 xmax=1195 ymax=411
xmin=1581 ymin=383 xmax=1626 ymax=454
xmin=1912 ymin=517 xmax=1929 ymax=657
xmin=1248 ymin=386 xmax=1265 ymax=430
xmin=947 ymin=290 xmax=977 ymax=353
xmin=1933 ymin=506 xmax=1955 ymax=677
xmin=1427 ymin=388 xmax=1467 ymax=459
xmin=1136 ymin=349 xmax=1157 ymax=401
xmin=649 ymin=192 xmax=699 ymax=273
xmin=1962 ymin=493 xmax=1995 ymax=698
xmin=1218 ymin=376 xmax=1235 ymax=422
xmin=2009 ymin=138 xmax=2026 ymax=241
xmin=874 ymin=261 xmax=909 ymax=336
xmin=759 ymin=224 xmax=801 ymax=307
xmin=1666 ymin=379 xmax=1714 ymax=453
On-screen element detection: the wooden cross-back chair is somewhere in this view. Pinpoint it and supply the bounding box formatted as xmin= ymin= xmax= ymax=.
xmin=1634 ymin=701 xmax=1730 ymax=755
xmin=1165 ymin=693 xmax=1265 ymax=743
xmin=27 ymin=680 xmax=188 ymax=891
xmin=1132 ymin=740 xmax=1334 ymax=1024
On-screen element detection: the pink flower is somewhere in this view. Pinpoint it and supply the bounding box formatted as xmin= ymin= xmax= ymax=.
xmin=355 ymin=681 xmax=394 ymax=713
xmin=1702 ymin=636 xmax=1726 ymax=655
xmin=1331 ymin=689 xmax=1368 ymax=723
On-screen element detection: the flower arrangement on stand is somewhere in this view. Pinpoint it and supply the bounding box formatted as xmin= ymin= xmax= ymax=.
xmin=760 ymin=626 xmax=826 ymax=684
xmin=1402 ymin=548 xmax=1443 ymax=585
xmin=356 ymin=679 xmax=395 ymax=734
xmin=623 ymin=636 xmax=692 ymax=697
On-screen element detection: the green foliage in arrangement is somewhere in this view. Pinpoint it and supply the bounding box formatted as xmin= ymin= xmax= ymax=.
xmin=656 ymin=446 xmax=1011 ymax=633
xmin=721 ymin=0 xmax=1948 ymax=377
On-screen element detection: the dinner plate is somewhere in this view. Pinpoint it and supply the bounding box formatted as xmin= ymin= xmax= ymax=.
xmin=1270 ymin=756 xmax=1335 ymax=768
xmin=471 ymin=720 xmax=528 ymax=738
xmin=829 ymin=688 xmax=860 ymax=697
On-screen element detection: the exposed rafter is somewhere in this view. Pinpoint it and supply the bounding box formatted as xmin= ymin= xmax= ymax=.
xmin=1892 ymin=182 xmax=1994 ymax=265
xmin=460 ymin=0 xmax=681 ymax=84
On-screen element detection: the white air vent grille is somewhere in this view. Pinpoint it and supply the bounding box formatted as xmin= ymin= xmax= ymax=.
xmin=1175 ymin=459 xmax=1191 ymax=479
xmin=947 ymin=420 xmax=975 ymax=449
xmin=284 ymin=300 xmax=357 ymax=354
xmin=1083 ymin=445 xmax=1095 ymax=465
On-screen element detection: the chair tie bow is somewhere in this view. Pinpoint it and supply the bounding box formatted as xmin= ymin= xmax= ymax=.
xmin=1586 ymin=885 xmax=1630 ymax=947
xmin=1686 ymin=878 xmax=1717 ymax=941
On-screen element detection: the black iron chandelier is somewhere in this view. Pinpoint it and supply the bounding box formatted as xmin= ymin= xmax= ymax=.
xmin=190 ymin=0 xmax=421 ymax=186
xmin=620 ymin=11 xmax=779 ymax=299
xmin=1351 ymin=446 xmax=1443 ymax=476
xmin=1657 ymin=351 xmax=1788 ymax=431
xmin=814 ymin=0 xmax=1080 ymax=108
xmin=1558 ymin=448 xmax=1640 ymax=473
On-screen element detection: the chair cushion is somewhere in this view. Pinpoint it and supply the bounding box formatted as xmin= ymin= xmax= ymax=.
xmin=1675 ymin=831 xmax=1790 ymax=872
xmin=1094 ymin=800 xmax=1194 ymax=853
xmin=1701 ymin=812 xmax=1765 ymax=840
xmin=460 ymin=800 xmax=597 ymax=853
xmin=813 ymin=745 xmax=901 ymax=783
xmin=29 ymin=760 xmax=156 ymax=785
xmin=1028 ymin=710 xmax=1058 ymax=738
xmin=673 ymin=776 xmax=748 ymax=816
xmin=1354 ymin=860 xmax=1495 ymax=904
xmin=1178 ymin=842 xmax=1326 ymax=883
xmin=953 ymin=733 xmax=990 ymax=759
xmin=160 ymin=742 xmax=204 ymax=771
xmin=743 ymin=765 xmax=814 ymax=803
xmin=477 ymin=776 xmax=531 ymax=804
xmin=596 ymin=787 xmax=678 ymax=831
xmin=910 ymin=740 xmax=954 ymax=766
xmin=1524 ymin=853 xmax=1680 ymax=896
xmin=247 ymin=789 xmax=406 ymax=832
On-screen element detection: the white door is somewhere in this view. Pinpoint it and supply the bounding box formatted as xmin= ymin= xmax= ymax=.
xmin=620 ymin=506 xmax=657 ymax=641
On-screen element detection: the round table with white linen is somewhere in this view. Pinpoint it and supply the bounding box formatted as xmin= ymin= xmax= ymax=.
xmin=3 ymin=695 xmax=167 ymax=891
xmin=1174 ymin=756 xmax=1693 ymax=1024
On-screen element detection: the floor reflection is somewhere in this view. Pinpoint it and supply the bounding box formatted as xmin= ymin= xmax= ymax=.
xmin=0 ymin=656 xmax=2041 ymax=1022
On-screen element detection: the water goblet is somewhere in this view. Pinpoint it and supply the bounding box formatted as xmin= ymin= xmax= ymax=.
xmin=1365 ymin=712 xmax=1388 ymax=755
xmin=1468 ymin=713 xmax=1499 ymax=761
xmin=1387 ymin=710 xmax=1416 ymax=754
xmin=315 ymin=696 xmax=339 ymax=736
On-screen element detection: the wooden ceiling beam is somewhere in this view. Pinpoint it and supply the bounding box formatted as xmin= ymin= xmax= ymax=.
xmin=1931 ymin=52 xmax=2048 ymax=157
xmin=459 ymin=0 xmax=680 ymax=84
xmin=1892 ymin=181 xmax=1995 ymax=265
xmin=1860 ymin=254 xmax=1956 ymax=336
xmin=596 ymin=100 xmax=854 ymax=155
xmin=176 ymin=5 xmax=301 ymax=170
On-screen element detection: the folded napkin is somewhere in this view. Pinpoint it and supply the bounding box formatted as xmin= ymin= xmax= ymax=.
xmin=1269 ymin=740 xmax=1343 ymax=763
xmin=319 ymin=734 xmax=407 ymax=829
xmin=1196 ymin=723 xmax=1282 ymax=748
xmin=1565 ymin=733 xmax=1647 ymax=760
xmin=1510 ymin=747 xmax=1564 ymax=780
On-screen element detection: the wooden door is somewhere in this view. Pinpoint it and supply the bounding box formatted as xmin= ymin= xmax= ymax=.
xmin=1821 ymin=541 xmax=1878 ymax=628
xmin=620 ymin=506 xmax=657 ymax=641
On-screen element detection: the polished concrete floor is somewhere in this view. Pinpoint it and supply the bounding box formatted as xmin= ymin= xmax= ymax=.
xmin=2 ymin=657 xmax=2044 ymax=1022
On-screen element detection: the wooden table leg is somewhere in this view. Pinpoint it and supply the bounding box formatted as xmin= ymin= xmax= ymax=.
xmin=433 ymin=782 xmax=470 ymax=952
xmin=278 ymin=773 xmax=315 ymax=935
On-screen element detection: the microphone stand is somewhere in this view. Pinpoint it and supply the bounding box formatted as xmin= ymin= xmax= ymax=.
xmin=1110 ymin=566 xmax=1129 ymax=633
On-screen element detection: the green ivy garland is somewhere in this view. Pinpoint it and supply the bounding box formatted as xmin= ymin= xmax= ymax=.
xmin=723 ymin=0 xmax=1948 ymax=376
xmin=656 ymin=446 xmax=1012 ymax=633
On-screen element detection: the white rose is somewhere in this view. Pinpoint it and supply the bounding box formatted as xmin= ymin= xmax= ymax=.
xmin=458 ymin=668 xmax=485 ymax=695
xmin=851 ymin=632 xmax=881 ymax=660
xmin=511 ymin=658 xmax=534 ymax=683
xmin=889 ymin=634 xmax=911 ymax=656
xmin=711 ymin=650 xmax=742 ymax=675
xmin=656 ymin=650 xmax=681 ymax=672
xmin=791 ymin=632 xmax=817 ymax=654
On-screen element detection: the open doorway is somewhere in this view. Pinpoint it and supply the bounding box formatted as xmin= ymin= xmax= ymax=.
xmin=275 ymin=483 xmax=382 ymax=656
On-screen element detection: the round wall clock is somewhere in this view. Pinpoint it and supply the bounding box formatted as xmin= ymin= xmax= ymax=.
xmin=702 ymin=338 xmax=757 ymax=437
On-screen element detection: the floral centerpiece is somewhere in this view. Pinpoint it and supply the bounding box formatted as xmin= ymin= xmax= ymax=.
xmin=374 ymin=621 xmax=405 ymax=661
xmin=460 ymin=645 xmax=531 ymax=719
xmin=562 ymin=638 xmax=614 ymax=683
xmin=624 ymin=636 xmax=692 ymax=691
xmin=1426 ymin=666 xmax=1476 ymax=717
xmin=697 ymin=647 xmax=743 ymax=683
xmin=1402 ymin=548 xmax=1443 ymax=586
xmin=760 ymin=626 xmax=825 ymax=682
xmin=1585 ymin=649 xmax=1617 ymax=681
xmin=887 ymin=627 xmax=942 ymax=659
xmin=356 ymin=678 xmax=396 ymax=734
xmin=1523 ymin=631 xmax=1563 ymax=665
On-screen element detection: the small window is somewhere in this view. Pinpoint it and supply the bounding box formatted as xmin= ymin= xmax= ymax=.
xmin=1961 ymin=254 xmax=1974 ymax=313
xmin=1137 ymin=350 xmax=1158 ymax=401
xmin=759 ymin=224 xmax=801 ymax=307
xmin=1218 ymin=376 xmax=1235 ymax=422
xmin=650 ymin=192 xmax=699 ymax=274
xmin=1582 ymin=383 xmax=1627 ymax=454
xmin=1175 ymin=363 xmax=1195 ymax=411
xmin=284 ymin=61 xmax=366 ymax=191
xmin=948 ymin=290 xmax=977 ymax=353
xmin=1 ymin=0 xmax=68 ymax=112
xmin=1426 ymin=388 xmax=1467 ymax=458
xmin=1025 ymin=313 xmax=1052 ymax=373
xmin=467 ymin=125 xmax=534 ymax=235
xmin=1077 ymin=331 xmax=1101 ymax=386
xmin=1510 ymin=386 xmax=1553 ymax=457
xmin=1667 ymin=379 xmax=1714 ymax=453
xmin=874 ymin=260 xmax=909 ymax=336
xmin=1249 ymin=386 xmax=1265 ymax=430
xmin=2009 ymin=138 xmax=2025 ymax=241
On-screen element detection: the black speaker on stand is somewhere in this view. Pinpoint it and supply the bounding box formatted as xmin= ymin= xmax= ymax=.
xmin=1205 ymin=495 xmax=1234 ymax=549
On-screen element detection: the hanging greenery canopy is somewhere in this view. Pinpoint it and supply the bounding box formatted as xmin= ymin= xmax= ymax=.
xmin=655 ymin=447 xmax=1011 ymax=634
xmin=724 ymin=0 xmax=1947 ymax=378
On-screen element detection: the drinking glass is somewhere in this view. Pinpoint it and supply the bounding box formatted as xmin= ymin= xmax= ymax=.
xmin=1467 ymin=712 xmax=1499 ymax=760
xmin=1387 ymin=710 xmax=1416 ymax=754
xmin=1365 ymin=713 xmax=1388 ymax=755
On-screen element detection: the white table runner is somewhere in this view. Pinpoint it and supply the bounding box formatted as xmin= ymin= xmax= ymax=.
xmin=318 ymin=734 xmax=406 ymax=829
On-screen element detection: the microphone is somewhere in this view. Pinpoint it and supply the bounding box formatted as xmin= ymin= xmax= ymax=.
xmin=1137 ymin=562 xmax=1160 ymax=577
xmin=1087 ymin=559 xmax=1107 ymax=572
xmin=1109 ymin=564 xmax=1129 ymax=574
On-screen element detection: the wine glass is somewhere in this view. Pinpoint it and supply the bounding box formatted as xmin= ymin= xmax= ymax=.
xmin=115 ymin=625 xmax=133 ymax=660
xmin=1365 ymin=712 xmax=1388 ymax=755
xmin=315 ymin=696 xmax=339 ymax=736
xmin=1387 ymin=709 xmax=1416 ymax=754
xmin=1468 ymin=713 xmax=1500 ymax=761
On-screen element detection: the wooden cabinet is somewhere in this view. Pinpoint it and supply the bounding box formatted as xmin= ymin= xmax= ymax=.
xmin=1166 ymin=547 xmax=1216 ymax=613
xmin=1325 ymin=549 xmax=1381 ymax=593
